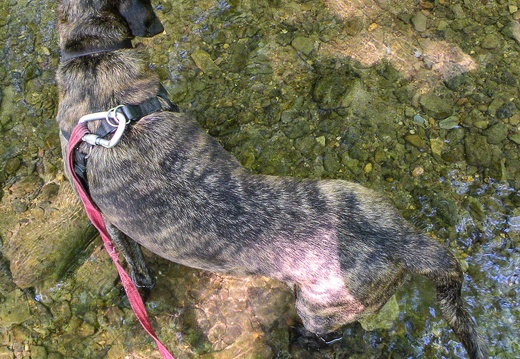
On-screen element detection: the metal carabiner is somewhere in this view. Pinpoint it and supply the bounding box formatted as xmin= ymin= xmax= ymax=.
xmin=78 ymin=106 xmax=128 ymax=148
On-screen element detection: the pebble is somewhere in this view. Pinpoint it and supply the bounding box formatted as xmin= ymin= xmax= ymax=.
xmin=510 ymin=134 xmax=520 ymax=145
xmin=419 ymin=93 xmax=453 ymax=119
xmin=485 ymin=123 xmax=509 ymax=144
xmin=502 ymin=21 xmax=520 ymax=44
xmin=344 ymin=17 xmax=363 ymax=36
xmin=404 ymin=134 xmax=426 ymax=149
xmin=473 ymin=120 xmax=489 ymax=129
xmin=413 ymin=114 xmax=425 ymax=125
xmin=292 ymin=36 xmax=315 ymax=56
xmin=411 ymin=12 xmax=427 ymax=32
xmin=465 ymin=135 xmax=491 ymax=167
xmin=481 ymin=33 xmax=501 ymax=49
xmin=411 ymin=166 xmax=424 ymax=177
xmin=190 ymin=49 xmax=220 ymax=73
xmin=451 ymin=4 xmax=465 ymax=19
xmin=496 ymin=102 xmax=517 ymax=119
xmin=439 ymin=115 xmax=460 ymax=129
xmin=430 ymin=138 xmax=444 ymax=157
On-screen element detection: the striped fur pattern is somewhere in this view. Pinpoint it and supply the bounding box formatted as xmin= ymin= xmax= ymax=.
xmin=55 ymin=1 xmax=487 ymax=358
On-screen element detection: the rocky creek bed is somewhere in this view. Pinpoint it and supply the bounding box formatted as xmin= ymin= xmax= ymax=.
xmin=1 ymin=0 xmax=519 ymax=358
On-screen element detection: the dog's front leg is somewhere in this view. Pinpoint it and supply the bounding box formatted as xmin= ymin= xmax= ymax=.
xmin=105 ymin=223 xmax=155 ymax=289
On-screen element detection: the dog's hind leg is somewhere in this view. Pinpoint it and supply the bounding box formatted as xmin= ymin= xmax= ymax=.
xmin=294 ymin=280 xmax=366 ymax=335
xmin=403 ymin=235 xmax=487 ymax=359
xmin=106 ymin=223 xmax=155 ymax=289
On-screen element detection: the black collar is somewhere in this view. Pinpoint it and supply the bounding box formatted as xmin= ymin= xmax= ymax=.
xmin=60 ymin=39 xmax=133 ymax=62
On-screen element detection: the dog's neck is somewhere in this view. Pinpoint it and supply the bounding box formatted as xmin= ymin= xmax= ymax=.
xmin=60 ymin=39 xmax=134 ymax=62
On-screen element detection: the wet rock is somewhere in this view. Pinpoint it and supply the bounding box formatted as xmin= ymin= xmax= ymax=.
xmin=509 ymin=133 xmax=520 ymax=145
xmin=75 ymin=246 xmax=118 ymax=297
xmin=481 ymin=33 xmax=502 ymax=49
xmin=312 ymin=74 xmax=362 ymax=110
xmin=285 ymin=118 xmax=311 ymax=139
xmin=0 ymin=347 xmax=13 ymax=358
xmin=359 ymin=295 xmax=398 ymax=331
xmin=344 ymin=16 xmax=364 ymax=36
xmin=4 ymin=157 xmax=21 ymax=175
xmin=419 ymin=93 xmax=453 ymax=119
xmin=473 ymin=120 xmax=489 ymax=130
xmin=291 ymin=36 xmax=315 ymax=56
xmin=451 ymin=4 xmax=465 ymax=19
xmin=0 ymin=289 xmax=32 ymax=326
xmin=439 ymin=115 xmax=460 ymax=129
xmin=485 ymin=123 xmax=508 ymax=144
xmin=8 ymin=175 xmax=42 ymax=199
xmin=411 ymin=12 xmax=427 ymax=32
xmin=29 ymin=346 xmax=47 ymax=359
xmin=191 ymin=49 xmax=220 ymax=74
xmin=0 ymin=256 xmax=16 ymax=293
xmin=11 ymin=199 xmax=28 ymax=213
xmin=411 ymin=166 xmax=424 ymax=177
xmin=501 ymin=21 xmax=520 ymax=44
xmin=323 ymin=152 xmax=340 ymax=173
xmin=496 ymin=102 xmax=516 ymax=119
xmin=3 ymin=184 xmax=98 ymax=289
xmin=226 ymin=42 xmax=250 ymax=72
xmin=430 ymin=138 xmax=444 ymax=157
xmin=404 ymin=134 xmax=426 ymax=150
xmin=444 ymin=74 xmax=466 ymax=91
xmin=462 ymin=196 xmax=485 ymax=222
xmin=38 ymin=182 xmax=60 ymax=202
xmin=432 ymin=197 xmax=459 ymax=226
xmin=247 ymin=285 xmax=293 ymax=329
xmin=465 ymin=135 xmax=491 ymax=167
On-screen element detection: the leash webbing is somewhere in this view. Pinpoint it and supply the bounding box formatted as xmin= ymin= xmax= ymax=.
xmin=67 ymin=122 xmax=175 ymax=359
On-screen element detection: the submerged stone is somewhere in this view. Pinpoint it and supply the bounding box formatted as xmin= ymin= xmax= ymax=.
xmin=485 ymin=123 xmax=508 ymax=144
xmin=411 ymin=12 xmax=427 ymax=32
xmin=0 ymin=289 xmax=32 ymax=326
xmin=3 ymin=184 xmax=98 ymax=289
xmin=465 ymin=135 xmax=491 ymax=167
xmin=291 ymin=36 xmax=315 ymax=56
xmin=191 ymin=49 xmax=221 ymax=74
xmin=404 ymin=134 xmax=426 ymax=150
xmin=439 ymin=115 xmax=460 ymax=129
xmin=419 ymin=93 xmax=453 ymax=119
xmin=359 ymin=295 xmax=399 ymax=331
xmin=502 ymin=21 xmax=520 ymax=44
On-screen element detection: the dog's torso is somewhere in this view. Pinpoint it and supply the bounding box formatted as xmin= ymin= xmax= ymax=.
xmin=85 ymin=111 xmax=394 ymax=281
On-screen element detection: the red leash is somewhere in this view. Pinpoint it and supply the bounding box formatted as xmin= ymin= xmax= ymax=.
xmin=67 ymin=122 xmax=175 ymax=359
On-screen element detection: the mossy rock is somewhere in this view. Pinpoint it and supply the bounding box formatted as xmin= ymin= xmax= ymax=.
xmin=2 ymin=183 xmax=97 ymax=289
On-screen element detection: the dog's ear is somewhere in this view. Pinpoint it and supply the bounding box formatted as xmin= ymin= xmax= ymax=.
xmin=118 ymin=0 xmax=164 ymax=37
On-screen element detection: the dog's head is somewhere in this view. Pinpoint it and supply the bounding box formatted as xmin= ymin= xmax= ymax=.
xmin=58 ymin=0 xmax=164 ymax=44
xmin=118 ymin=0 xmax=164 ymax=37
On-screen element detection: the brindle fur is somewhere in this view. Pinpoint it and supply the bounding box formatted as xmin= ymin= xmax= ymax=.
xmin=55 ymin=1 xmax=487 ymax=358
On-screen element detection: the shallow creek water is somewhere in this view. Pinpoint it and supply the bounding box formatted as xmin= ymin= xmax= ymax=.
xmin=1 ymin=0 xmax=519 ymax=358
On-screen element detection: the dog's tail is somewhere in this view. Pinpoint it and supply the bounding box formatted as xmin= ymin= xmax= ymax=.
xmin=403 ymin=235 xmax=487 ymax=359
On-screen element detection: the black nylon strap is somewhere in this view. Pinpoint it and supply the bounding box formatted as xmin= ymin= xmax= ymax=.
xmin=60 ymin=39 xmax=134 ymax=62
xmin=121 ymin=97 xmax=163 ymax=122
xmin=94 ymin=85 xmax=178 ymax=138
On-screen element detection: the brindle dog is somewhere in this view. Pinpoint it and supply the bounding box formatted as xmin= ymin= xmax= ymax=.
xmin=56 ymin=1 xmax=486 ymax=358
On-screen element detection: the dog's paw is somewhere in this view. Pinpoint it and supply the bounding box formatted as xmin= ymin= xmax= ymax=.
xmin=290 ymin=323 xmax=343 ymax=350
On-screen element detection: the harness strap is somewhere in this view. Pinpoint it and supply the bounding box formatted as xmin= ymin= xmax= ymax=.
xmin=67 ymin=123 xmax=175 ymax=359
xmin=60 ymin=39 xmax=134 ymax=62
